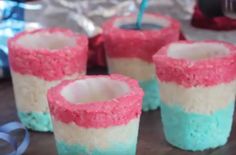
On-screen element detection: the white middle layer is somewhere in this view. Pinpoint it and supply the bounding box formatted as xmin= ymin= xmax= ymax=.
xmin=11 ymin=71 xmax=83 ymax=112
xmin=107 ymin=57 xmax=155 ymax=81
xmin=53 ymin=117 xmax=140 ymax=150
xmin=158 ymin=79 xmax=236 ymax=114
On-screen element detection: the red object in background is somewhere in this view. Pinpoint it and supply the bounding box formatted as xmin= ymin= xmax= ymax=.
xmin=88 ymin=34 xmax=107 ymax=68
xmin=191 ymin=5 xmax=236 ymax=30
xmin=179 ymin=32 xmax=185 ymax=40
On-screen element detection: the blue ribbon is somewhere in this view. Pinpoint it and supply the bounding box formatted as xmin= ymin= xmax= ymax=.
xmin=0 ymin=122 xmax=30 ymax=155
xmin=136 ymin=0 xmax=149 ymax=29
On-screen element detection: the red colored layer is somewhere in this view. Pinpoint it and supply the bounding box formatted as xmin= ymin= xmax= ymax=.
xmin=191 ymin=5 xmax=236 ymax=31
xmin=103 ymin=13 xmax=180 ymax=63
xmin=47 ymin=74 xmax=144 ymax=128
xmin=8 ymin=28 xmax=88 ymax=81
xmin=153 ymin=40 xmax=236 ymax=87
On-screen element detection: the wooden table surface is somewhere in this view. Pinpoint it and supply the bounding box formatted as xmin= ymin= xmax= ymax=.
xmin=1 ymin=68 xmax=236 ymax=155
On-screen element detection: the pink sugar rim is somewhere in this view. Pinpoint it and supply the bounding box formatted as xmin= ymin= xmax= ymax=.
xmin=8 ymin=27 xmax=88 ymax=80
xmin=47 ymin=74 xmax=144 ymax=127
xmin=8 ymin=27 xmax=88 ymax=55
xmin=103 ymin=13 xmax=180 ymax=62
xmin=153 ymin=40 xmax=236 ymax=86
xmin=103 ymin=13 xmax=180 ymax=35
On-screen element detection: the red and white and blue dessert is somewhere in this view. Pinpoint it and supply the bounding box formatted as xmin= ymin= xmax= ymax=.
xmin=103 ymin=13 xmax=180 ymax=111
xmin=8 ymin=28 xmax=88 ymax=132
xmin=47 ymin=74 xmax=144 ymax=155
xmin=153 ymin=41 xmax=236 ymax=151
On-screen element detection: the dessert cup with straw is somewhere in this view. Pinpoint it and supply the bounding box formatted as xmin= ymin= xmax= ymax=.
xmin=8 ymin=28 xmax=88 ymax=132
xmin=47 ymin=74 xmax=144 ymax=155
xmin=103 ymin=13 xmax=180 ymax=111
xmin=153 ymin=41 xmax=236 ymax=151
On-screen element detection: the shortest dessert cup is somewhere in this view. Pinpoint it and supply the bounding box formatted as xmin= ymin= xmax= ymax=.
xmin=47 ymin=74 xmax=144 ymax=155
xmin=153 ymin=41 xmax=236 ymax=151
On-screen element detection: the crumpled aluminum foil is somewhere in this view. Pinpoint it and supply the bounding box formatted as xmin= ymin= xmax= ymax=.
xmin=24 ymin=0 xmax=196 ymax=36
xmin=25 ymin=0 xmax=138 ymax=37
xmin=24 ymin=0 xmax=236 ymax=43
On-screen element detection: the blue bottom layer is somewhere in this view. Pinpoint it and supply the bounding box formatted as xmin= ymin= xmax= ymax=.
xmin=56 ymin=141 xmax=137 ymax=155
xmin=139 ymin=78 xmax=160 ymax=111
xmin=18 ymin=112 xmax=53 ymax=132
xmin=161 ymin=102 xmax=235 ymax=151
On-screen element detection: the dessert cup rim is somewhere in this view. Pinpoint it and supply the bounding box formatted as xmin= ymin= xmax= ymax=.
xmin=8 ymin=27 xmax=88 ymax=54
xmin=153 ymin=40 xmax=236 ymax=64
xmin=103 ymin=13 xmax=180 ymax=35
xmin=153 ymin=40 xmax=236 ymax=87
xmin=47 ymin=74 xmax=144 ymax=114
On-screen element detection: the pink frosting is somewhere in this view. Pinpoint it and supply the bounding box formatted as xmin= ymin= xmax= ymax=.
xmin=47 ymin=74 xmax=144 ymax=128
xmin=103 ymin=13 xmax=180 ymax=63
xmin=153 ymin=40 xmax=236 ymax=87
xmin=8 ymin=28 xmax=88 ymax=81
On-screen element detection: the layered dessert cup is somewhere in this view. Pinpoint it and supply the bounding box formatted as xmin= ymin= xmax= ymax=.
xmin=47 ymin=74 xmax=144 ymax=155
xmin=103 ymin=13 xmax=180 ymax=111
xmin=8 ymin=28 xmax=88 ymax=131
xmin=153 ymin=41 xmax=236 ymax=151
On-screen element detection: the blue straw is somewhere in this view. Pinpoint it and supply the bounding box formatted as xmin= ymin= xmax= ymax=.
xmin=136 ymin=0 xmax=148 ymax=29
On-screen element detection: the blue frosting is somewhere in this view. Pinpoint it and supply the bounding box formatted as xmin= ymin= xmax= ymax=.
xmin=160 ymin=102 xmax=235 ymax=151
xmin=139 ymin=78 xmax=160 ymax=111
xmin=18 ymin=112 xmax=53 ymax=132
xmin=56 ymin=140 xmax=137 ymax=155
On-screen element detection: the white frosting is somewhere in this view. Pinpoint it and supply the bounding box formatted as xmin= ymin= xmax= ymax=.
xmin=11 ymin=71 xmax=82 ymax=112
xmin=159 ymin=79 xmax=236 ymax=114
xmin=167 ymin=42 xmax=229 ymax=60
xmin=16 ymin=32 xmax=77 ymax=50
xmin=61 ymin=77 xmax=130 ymax=104
xmin=53 ymin=118 xmax=140 ymax=150
xmin=107 ymin=58 xmax=155 ymax=81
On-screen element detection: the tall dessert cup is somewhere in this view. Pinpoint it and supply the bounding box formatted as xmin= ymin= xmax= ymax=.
xmin=8 ymin=28 xmax=88 ymax=131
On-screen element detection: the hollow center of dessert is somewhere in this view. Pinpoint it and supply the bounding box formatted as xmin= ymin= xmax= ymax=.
xmin=61 ymin=77 xmax=130 ymax=104
xmin=115 ymin=14 xmax=168 ymax=30
xmin=120 ymin=23 xmax=163 ymax=30
xmin=17 ymin=32 xmax=77 ymax=50
xmin=168 ymin=43 xmax=229 ymax=60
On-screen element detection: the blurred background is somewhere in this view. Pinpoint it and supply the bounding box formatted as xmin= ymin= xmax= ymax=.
xmin=1 ymin=0 xmax=236 ymax=78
